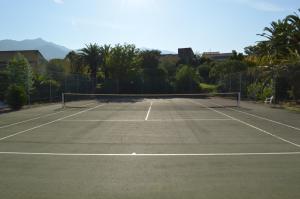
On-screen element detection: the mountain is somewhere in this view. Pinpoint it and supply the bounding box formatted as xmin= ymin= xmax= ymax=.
xmin=0 ymin=38 xmax=71 ymax=60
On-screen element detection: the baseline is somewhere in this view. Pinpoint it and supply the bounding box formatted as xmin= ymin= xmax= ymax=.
xmin=0 ymin=151 xmax=299 ymax=156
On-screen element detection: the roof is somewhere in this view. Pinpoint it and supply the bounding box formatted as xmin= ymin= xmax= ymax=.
xmin=0 ymin=50 xmax=46 ymax=59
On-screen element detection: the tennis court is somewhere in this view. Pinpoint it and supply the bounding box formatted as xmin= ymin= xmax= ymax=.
xmin=0 ymin=94 xmax=300 ymax=199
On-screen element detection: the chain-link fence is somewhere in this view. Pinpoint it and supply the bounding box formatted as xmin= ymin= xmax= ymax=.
xmin=215 ymin=71 xmax=299 ymax=103
xmin=29 ymin=71 xmax=96 ymax=104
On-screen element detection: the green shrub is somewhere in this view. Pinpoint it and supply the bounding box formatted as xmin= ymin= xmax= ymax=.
xmin=175 ymin=65 xmax=201 ymax=93
xmin=200 ymin=83 xmax=217 ymax=93
xmin=247 ymin=82 xmax=273 ymax=101
xmin=6 ymin=85 xmax=27 ymax=110
xmin=0 ymin=71 xmax=10 ymax=101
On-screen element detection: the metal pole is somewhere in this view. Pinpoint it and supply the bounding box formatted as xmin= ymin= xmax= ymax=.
xmin=238 ymin=92 xmax=241 ymax=107
xmin=50 ymin=80 xmax=52 ymax=102
xmin=27 ymin=64 xmax=31 ymax=106
xmin=62 ymin=93 xmax=65 ymax=108
xmin=239 ymin=72 xmax=242 ymax=96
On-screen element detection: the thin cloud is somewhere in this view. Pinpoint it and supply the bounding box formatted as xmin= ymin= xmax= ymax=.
xmin=53 ymin=0 xmax=64 ymax=4
xmin=233 ymin=0 xmax=286 ymax=12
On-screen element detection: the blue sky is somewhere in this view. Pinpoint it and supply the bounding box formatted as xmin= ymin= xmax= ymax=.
xmin=0 ymin=0 xmax=299 ymax=53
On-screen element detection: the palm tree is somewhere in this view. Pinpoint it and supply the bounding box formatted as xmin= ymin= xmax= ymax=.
xmin=258 ymin=19 xmax=292 ymax=59
xmin=285 ymin=9 xmax=300 ymax=53
xmin=65 ymin=51 xmax=84 ymax=74
xmin=100 ymin=44 xmax=111 ymax=80
xmin=79 ymin=43 xmax=102 ymax=91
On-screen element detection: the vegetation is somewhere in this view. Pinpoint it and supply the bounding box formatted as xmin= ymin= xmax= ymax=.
xmin=6 ymin=85 xmax=27 ymax=110
xmin=244 ymin=9 xmax=300 ymax=102
xmin=1 ymin=9 xmax=300 ymax=109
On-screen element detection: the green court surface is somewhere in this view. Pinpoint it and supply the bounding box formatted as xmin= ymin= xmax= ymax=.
xmin=0 ymin=98 xmax=300 ymax=199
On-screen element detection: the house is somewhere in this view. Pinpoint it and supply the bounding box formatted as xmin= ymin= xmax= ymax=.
xmin=178 ymin=48 xmax=195 ymax=64
xmin=0 ymin=50 xmax=47 ymax=72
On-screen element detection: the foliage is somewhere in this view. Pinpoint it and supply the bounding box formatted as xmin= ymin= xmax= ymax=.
xmin=210 ymin=60 xmax=247 ymax=78
xmin=6 ymin=53 xmax=33 ymax=94
xmin=247 ymin=82 xmax=273 ymax=101
xmin=65 ymin=51 xmax=87 ymax=74
xmin=200 ymin=83 xmax=217 ymax=93
xmin=80 ymin=43 xmax=102 ymax=90
xmin=244 ymin=9 xmax=300 ymax=102
xmin=175 ymin=65 xmax=201 ymax=93
xmin=31 ymin=74 xmax=60 ymax=102
xmin=106 ymin=44 xmax=141 ymax=93
xmin=0 ymin=70 xmax=9 ymax=100
xmin=5 ymin=84 xmax=27 ymax=110
xmin=46 ymin=59 xmax=67 ymax=82
xmin=198 ymin=63 xmax=213 ymax=83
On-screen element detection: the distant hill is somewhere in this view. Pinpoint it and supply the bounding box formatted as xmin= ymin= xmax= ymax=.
xmin=0 ymin=38 xmax=177 ymax=60
xmin=0 ymin=38 xmax=71 ymax=60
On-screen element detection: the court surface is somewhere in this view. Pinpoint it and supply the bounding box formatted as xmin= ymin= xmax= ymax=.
xmin=0 ymin=98 xmax=300 ymax=199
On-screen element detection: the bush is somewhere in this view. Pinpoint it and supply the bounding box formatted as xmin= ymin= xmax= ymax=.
xmin=6 ymin=85 xmax=27 ymax=110
xmin=175 ymin=65 xmax=201 ymax=93
xmin=200 ymin=83 xmax=217 ymax=93
xmin=0 ymin=71 xmax=9 ymax=101
xmin=247 ymin=82 xmax=272 ymax=101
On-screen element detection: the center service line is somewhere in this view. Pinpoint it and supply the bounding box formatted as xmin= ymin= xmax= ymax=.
xmin=145 ymin=101 xmax=153 ymax=121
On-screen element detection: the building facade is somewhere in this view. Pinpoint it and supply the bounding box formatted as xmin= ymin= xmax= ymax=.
xmin=202 ymin=52 xmax=233 ymax=61
xmin=0 ymin=50 xmax=47 ymax=72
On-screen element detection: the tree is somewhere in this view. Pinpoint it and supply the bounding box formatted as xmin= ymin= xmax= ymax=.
xmin=46 ymin=59 xmax=67 ymax=83
xmin=65 ymin=51 xmax=86 ymax=74
xmin=6 ymin=53 xmax=33 ymax=100
xmin=230 ymin=50 xmax=244 ymax=61
xmin=198 ymin=63 xmax=213 ymax=83
xmin=6 ymin=84 xmax=27 ymax=110
xmin=100 ymin=44 xmax=112 ymax=80
xmin=0 ymin=70 xmax=9 ymax=101
xmin=175 ymin=65 xmax=200 ymax=93
xmin=80 ymin=43 xmax=102 ymax=90
xmin=107 ymin=44 xmax=140 ymax=93
xmin=210 ymin=60 xmax=247 ymax=78
xmin=140 ymin=50 xmax=170 ymax=93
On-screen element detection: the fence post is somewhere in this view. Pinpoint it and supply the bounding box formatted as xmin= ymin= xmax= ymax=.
xmin=50 ymin=80 xmax=52 ymax=103
xmin=239 ymin=72 xmax=242 ymax=97
xmin=62 ymin=93 xmax=65 ymax=109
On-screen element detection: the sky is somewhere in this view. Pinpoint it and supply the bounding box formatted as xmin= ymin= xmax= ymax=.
xmin=0 ymin=0 xmax=299 ymax=53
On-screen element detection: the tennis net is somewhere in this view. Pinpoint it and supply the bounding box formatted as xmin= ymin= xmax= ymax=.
xmin=62 ymin=92 xmax=240 ymax=108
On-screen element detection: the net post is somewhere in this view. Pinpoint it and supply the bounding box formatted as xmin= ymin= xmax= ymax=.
xmin=62 ymin=93 xmax=65 ymax=109
xmin=237 ymin=92 xmax=241 ymax=107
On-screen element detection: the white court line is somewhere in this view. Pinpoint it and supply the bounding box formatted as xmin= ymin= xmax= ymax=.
xmin=229 ymin=107 xmax=300 ymax=131
xmin=62 ymin=119 xmax=145 ymax=122
xmin=145 ymin=101 xmax=153 ymax=121
xmin=61 ymin=118 xmax=233 ymax=122
xmin=0 ymin=102 xmax=95 ymax=129
xmin=207 ymin=101 xmax=300 ymax=131
xmin=208 ymin=101 xmax=300 ymax=132
xmin=0 ymin=104 xmax=105 ymax=141
xmin=0 ymin=151 xmax=299 ymax=156
xmin=0 ymin=110 xmax=65 ymax=129
xmin=190 ymin=100 xmax=300 ymax=148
